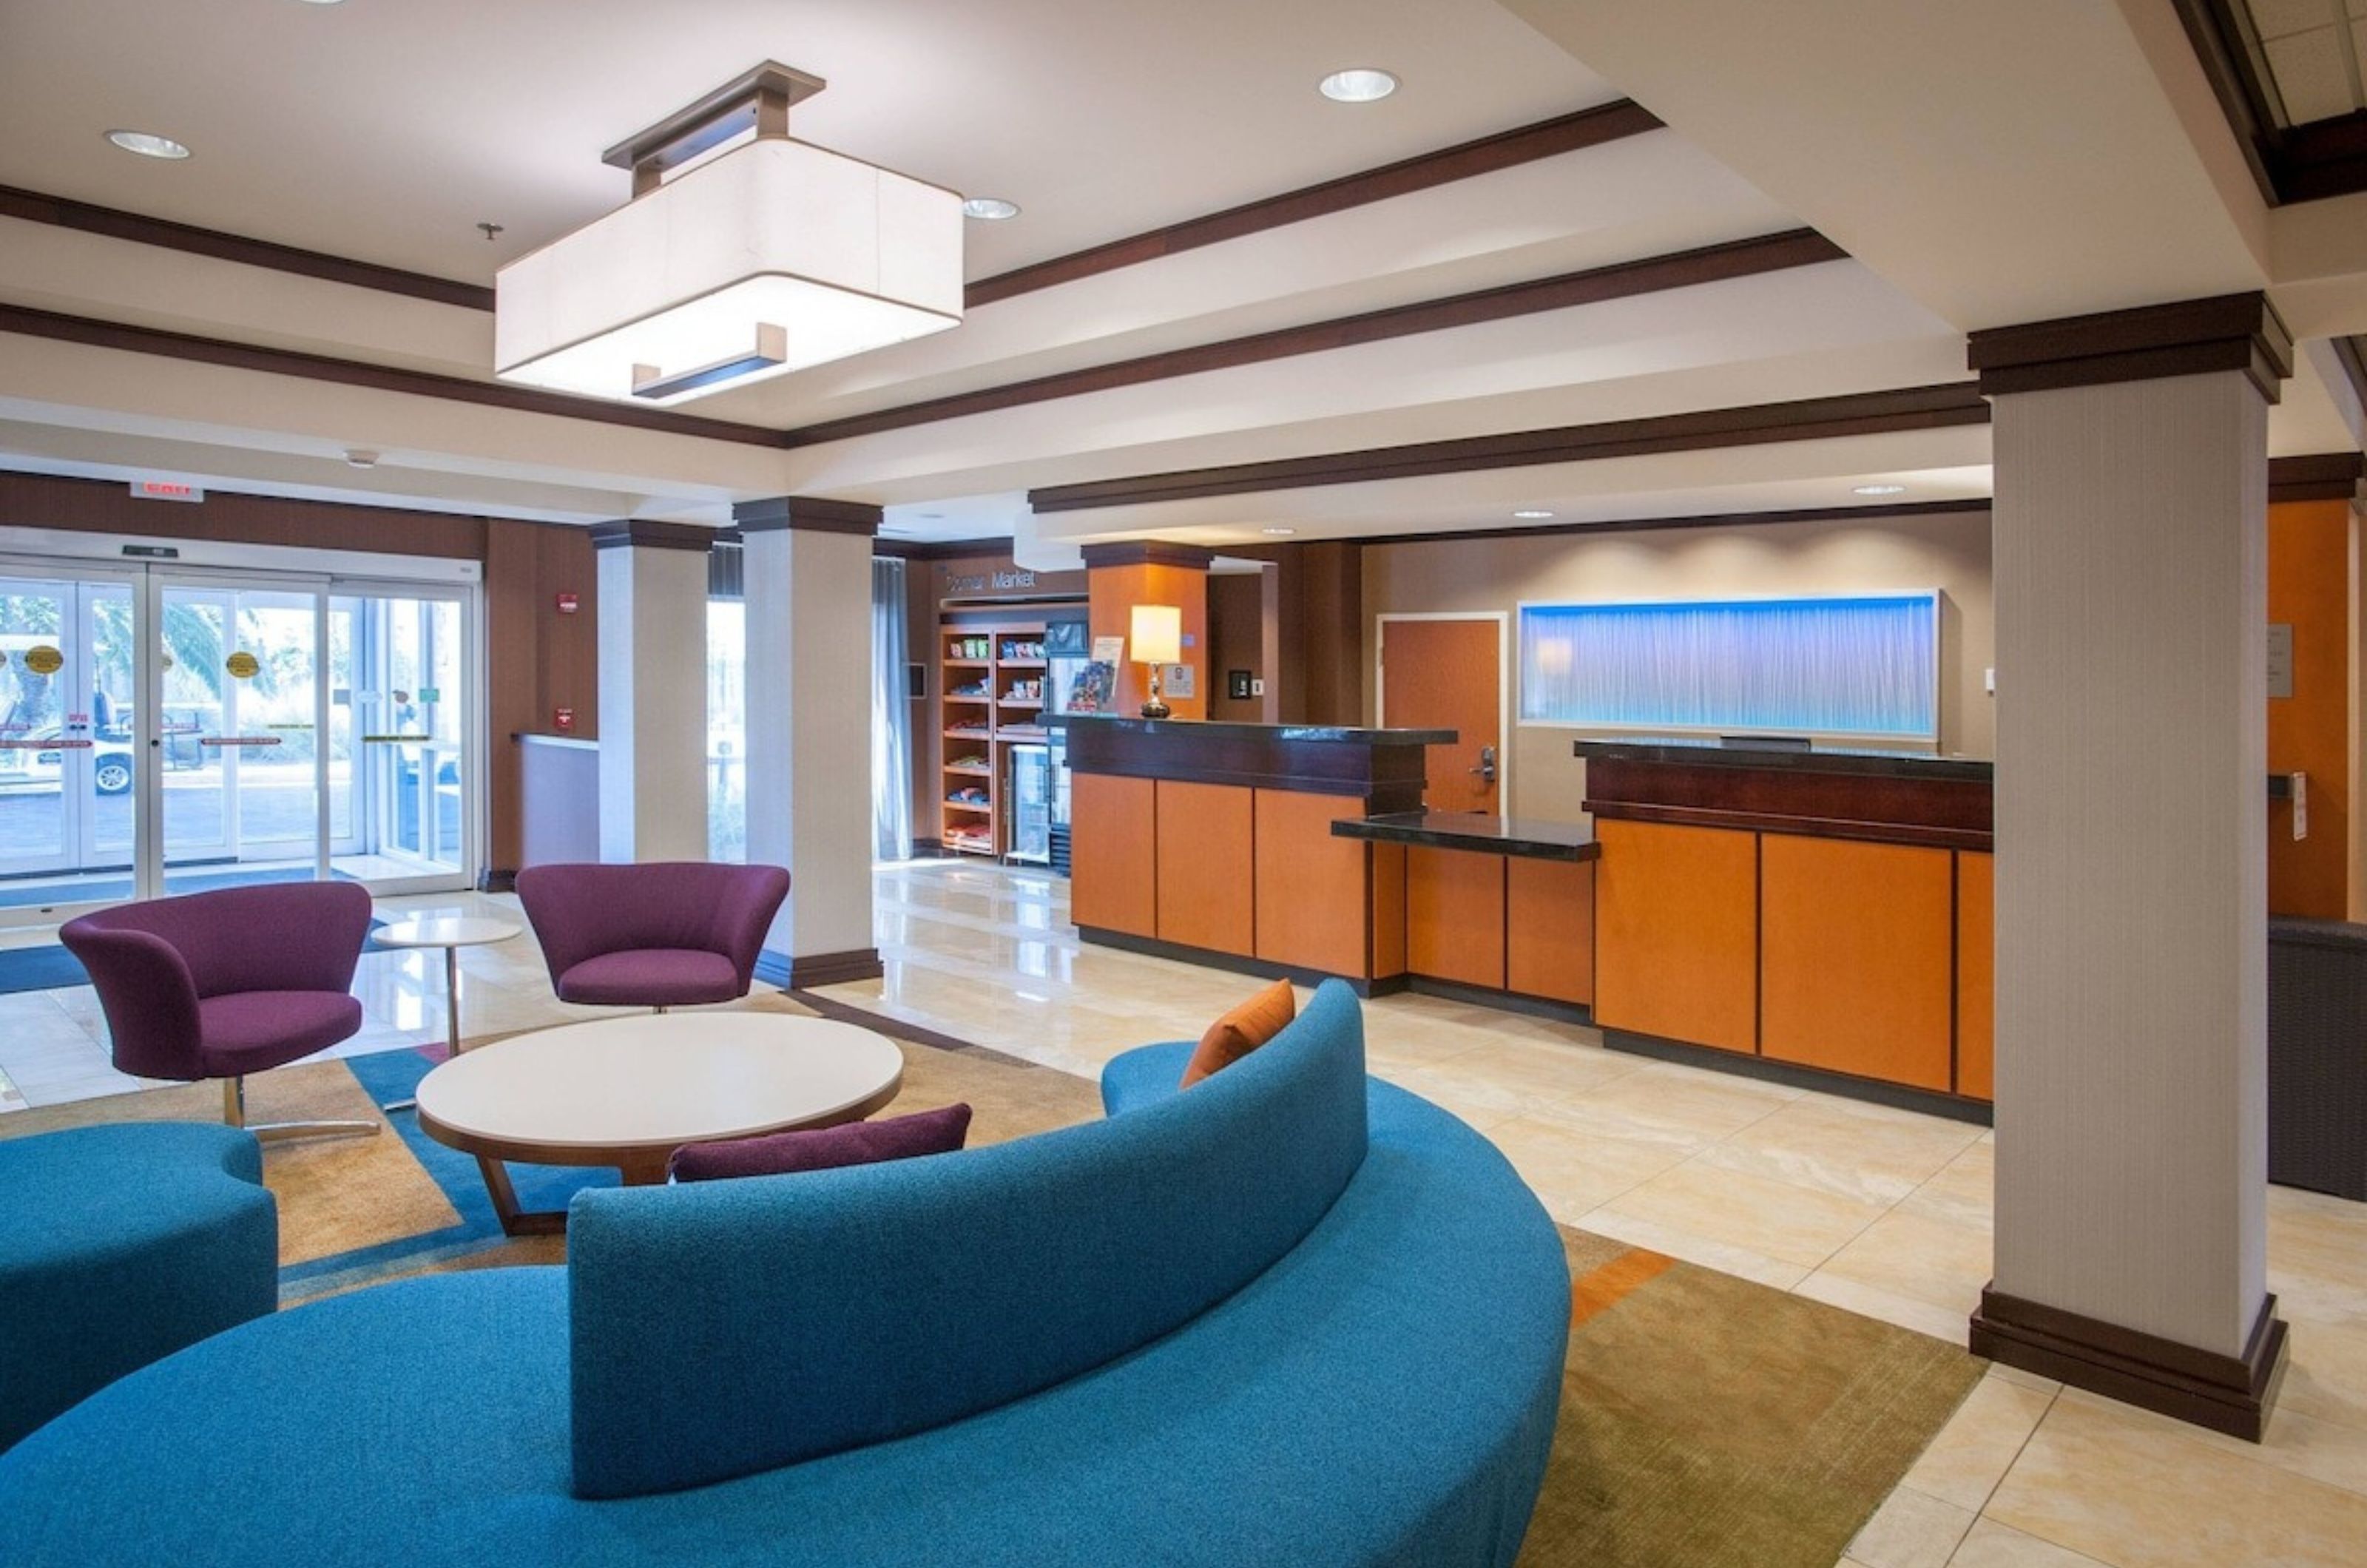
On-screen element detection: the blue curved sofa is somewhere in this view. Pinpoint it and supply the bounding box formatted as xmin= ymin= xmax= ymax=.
xmin=0 ymin=981 xmax=1571 ymax=1566
xmin=0 ymin=1122 xmax=276 ymax=1453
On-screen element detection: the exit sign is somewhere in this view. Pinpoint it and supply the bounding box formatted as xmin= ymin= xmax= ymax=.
xmin=129 ymin=480 xmax=203 ymax=503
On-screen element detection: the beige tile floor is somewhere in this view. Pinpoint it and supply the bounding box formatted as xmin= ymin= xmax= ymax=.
xmin=3 ymin=858 xmax=2364 ymax=1564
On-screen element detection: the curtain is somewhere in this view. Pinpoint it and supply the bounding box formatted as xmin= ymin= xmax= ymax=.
xmin=1519 ymin=593 xmax=1937 ymax=739
xmin=871 ymin=558 xmax=914 ymax=862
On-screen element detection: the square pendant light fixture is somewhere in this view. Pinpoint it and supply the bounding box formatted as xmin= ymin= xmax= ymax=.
xmin=495 ymin=63 xmax=964 ymax=405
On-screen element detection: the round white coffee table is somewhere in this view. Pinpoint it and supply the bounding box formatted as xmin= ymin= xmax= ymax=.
xmin=413 ymin=1013 xmax=905 ymax=1235
xmin=371 ymin=915 xmax=521 ymax=1115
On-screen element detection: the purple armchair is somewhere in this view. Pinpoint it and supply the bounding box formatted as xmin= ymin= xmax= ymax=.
xmin=61 ymin=881 xmax=379 ymax=1143
xmin=513 ymin=862 xmax=791 ymax=1011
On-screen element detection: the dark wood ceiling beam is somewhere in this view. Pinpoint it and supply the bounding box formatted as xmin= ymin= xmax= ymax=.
xmin=0 ymin=301 xmax=786 ymax=449
xmin=0 ymin=100 xmax=1661 ymax=320
xmin=782 ymin=228 xmax=1845 ymax=448
xmin=0 ymin=184 xmax=494 ymax=311
xmin=1027 ymin=383 xmax=1992 ymax=513
xmin=965 ymin=98 xmax=1663 ymax=307
xmin=1343 ymin=496 xmax=1992 ymax=548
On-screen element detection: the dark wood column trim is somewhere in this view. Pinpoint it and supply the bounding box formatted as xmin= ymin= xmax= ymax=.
xmin=782 ymin=229 xmax=1844 ymax=447
xmin=754 ymin=947 xmax=886 ymax=989
xmin=966 ymin=99 xmax=1663 ymax=306
xmin=0 ymin=183 xmax=496 ymax=311
xmin=2269 ymin=452 xmax=2366 ymax=504
xmin=0 ymin=301 xmax=786 ymax=449
xmin=1967 ymin=292 xmax=2295 ymax=402
xmin=1078 ymin=541 xmax=1217 ymax=570
xmin=732 ymin=495 xmax=883 ymax=535
xmin=1031 ymin=382 xmax=1990 ymax=513
xmin=587 ymin=518 xmax=722 ymax=552
xmin=1971 ymin=1284 xmax=2289 ymax=1442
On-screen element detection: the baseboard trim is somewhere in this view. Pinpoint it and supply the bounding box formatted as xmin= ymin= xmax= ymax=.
xmin=1074 ymin=925 xmax=1388 ymax=998
xmin=1601 ymin=1027 xmax=1993 ymax=1125
xmin=754 ymin=947 xmax=885 ymax=990
xmin=1970 ymin=1285 xmax=2288 ymax=1442
xmin=1405 ymin=976 xmax=1593 ymax=1027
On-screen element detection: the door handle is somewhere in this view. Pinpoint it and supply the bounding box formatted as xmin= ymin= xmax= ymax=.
xmin=1469 ymin=744 xmax=1498 ymax=784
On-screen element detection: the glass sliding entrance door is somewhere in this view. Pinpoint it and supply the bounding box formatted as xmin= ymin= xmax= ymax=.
xmin=158 ymin=581 xmax=326 ymax=896
xmin=335 ymin=589 xmax=468 ymax=885
xmin=0 ymin=552 xmax=479 ymax=925
xmin=0 ymin=572 xmax=139 ymax=910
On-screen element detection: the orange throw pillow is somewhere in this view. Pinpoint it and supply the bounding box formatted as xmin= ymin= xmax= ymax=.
xmin=1180 ymin=979 xmax=1297 ymax=1088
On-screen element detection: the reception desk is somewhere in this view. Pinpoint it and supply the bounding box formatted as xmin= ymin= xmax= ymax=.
xmin=1581 ymin=738 xmax=1993 ymax=1116
xmin=1064 ymin=717 xmax=1448 ymax=985
xmin=1063 ymin=718 xmax=1992 ymax=1118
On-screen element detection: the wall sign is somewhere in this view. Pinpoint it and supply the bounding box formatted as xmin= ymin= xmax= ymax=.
xmin=1161 ymin=663 xmax=1197 ymax=700
xmin=129 ymin=480 xmax=203 ymax=503
xmin=225 ymin=651 xmax=261 ymax=680
xmin=2268 ymin=623 xmax=2294 ymax=700
xmin=943 ymin=567 xmax=1036 ymax=595
xmin=553 ymin=707 xmax=575 ymax=732
xmin=556 ymin=592 xmax=581 ymax=615
xmin=22 ymin=645 xmax=62 ymax=676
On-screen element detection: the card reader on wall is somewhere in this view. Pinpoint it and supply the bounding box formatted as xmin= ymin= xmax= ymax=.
xmin=2271 ymin=771 xmax=2307 ymax=840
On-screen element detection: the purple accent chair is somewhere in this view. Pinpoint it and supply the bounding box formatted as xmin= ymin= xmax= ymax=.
xmin=60 ymin=881 xmax=380 ymax=1143
xmin=513 ymin=862 xmax=791 ymax=1011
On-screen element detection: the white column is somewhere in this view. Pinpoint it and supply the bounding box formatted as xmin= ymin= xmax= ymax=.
xmin=592 ymin=522 xmax=712 ymax=863
xmin=738 ymin=499 xmax=881 ymax=984
xmin=1975 ymin=294 xmax=2289 ymax=1439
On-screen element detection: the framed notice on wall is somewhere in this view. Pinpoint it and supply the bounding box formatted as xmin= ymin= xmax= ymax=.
xmin=1161 ymin=663 xmax=1196 ymax=700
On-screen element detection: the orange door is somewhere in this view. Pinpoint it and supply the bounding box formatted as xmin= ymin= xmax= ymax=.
xmin=1378 ymin=618 xmax=1501 ymax=814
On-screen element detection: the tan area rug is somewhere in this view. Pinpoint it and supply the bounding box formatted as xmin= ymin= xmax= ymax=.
xmin=1524 ymin=1230 xmax=1985 ymax=1567
xmin=1 ymin=996 xmax=1978 ymax=1563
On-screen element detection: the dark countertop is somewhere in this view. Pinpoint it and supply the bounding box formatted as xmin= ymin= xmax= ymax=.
xmin=1576 ymin=737 xmax=1994 ymax=783
xmin=1333 ymin=811 xmax=1601 ymax=862
xmin=1061 ymin=714 xmax=1455 ymax=746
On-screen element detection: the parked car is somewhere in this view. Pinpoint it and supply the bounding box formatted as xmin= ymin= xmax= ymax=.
xmin=16 ymin=727 xmax=136 ymax=794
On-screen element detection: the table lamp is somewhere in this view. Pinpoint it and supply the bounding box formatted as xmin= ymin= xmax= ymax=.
xmin=1130 ymin=604 xmax=1183 ymax=719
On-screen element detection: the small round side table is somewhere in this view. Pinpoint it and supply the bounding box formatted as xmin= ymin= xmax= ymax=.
xmin=371 ymin=916 xmax=521 ymax=1113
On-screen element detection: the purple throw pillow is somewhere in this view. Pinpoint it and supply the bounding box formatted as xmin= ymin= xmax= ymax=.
xmin=667 ymin=1103 xmax=973 ymax=1183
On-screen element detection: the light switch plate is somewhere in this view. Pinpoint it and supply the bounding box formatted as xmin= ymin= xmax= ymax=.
xmin=1251 ymin=678 xmax=1266 ymax=696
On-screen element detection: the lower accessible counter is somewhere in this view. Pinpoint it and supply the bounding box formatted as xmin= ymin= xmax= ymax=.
xmin=1062 ymin=716 xmax=1995 ymax=1119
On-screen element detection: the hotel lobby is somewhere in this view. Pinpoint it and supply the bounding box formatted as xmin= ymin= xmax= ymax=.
xmin=5 ymin=1 xmax=2367 ymax=1564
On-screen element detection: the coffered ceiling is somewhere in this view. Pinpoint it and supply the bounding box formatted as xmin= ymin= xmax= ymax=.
xmin=0 ymin=0 xmax=2360 ymax=545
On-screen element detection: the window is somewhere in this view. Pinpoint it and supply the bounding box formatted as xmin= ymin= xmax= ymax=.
xmin=1518 ymin=593 xmax=1938 ymax=740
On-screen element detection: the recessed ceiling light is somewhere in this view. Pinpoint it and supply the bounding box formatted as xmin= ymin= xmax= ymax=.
xmin=918 ymin=512 xmax=945 ymax=520
xmin=1319 ymin=68 xmax=1399 ymax=104
xmin=1261 ymin=527 xmax=1296 ymax=535
xmin=962 ymin=197 xmax=1020 ymax=221
xmin=1853 ymin=483 xmax=1908 ymax=496
xmin=1512 ymin=509 xmax=1554 ymax=520
xmin=295 ymin=0 xmax=349 ymax=6
xmin=343 ymin=449 xmax=379 ymax=469
xmin=106 ymin=129 xmax=189 ymax=160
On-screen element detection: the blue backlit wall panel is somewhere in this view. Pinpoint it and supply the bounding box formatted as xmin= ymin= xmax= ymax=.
xmin=1518 ymin=593 xmax=1938 ymax=739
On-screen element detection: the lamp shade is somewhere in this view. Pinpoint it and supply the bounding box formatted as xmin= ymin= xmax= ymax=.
xmin=495 ymin=137 xmax=963 ymax=405
xmin=1129 ymin=604 xmax=1182 ymax=666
